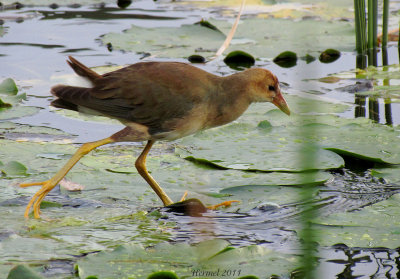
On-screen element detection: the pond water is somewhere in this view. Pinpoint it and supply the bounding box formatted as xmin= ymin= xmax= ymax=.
xmin=1 ymin=1 xmax=400 ymax=278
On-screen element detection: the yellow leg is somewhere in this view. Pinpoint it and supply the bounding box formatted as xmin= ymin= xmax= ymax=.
xmin=179 ymin=191 xmax=188 ymax=202
xmin=135 ymin=140 xmax=173 ymax=206
xmin=20 ymin=137 xmax=115 ymax=219
xmin=207 ymin=200 xmax=240 ymax=210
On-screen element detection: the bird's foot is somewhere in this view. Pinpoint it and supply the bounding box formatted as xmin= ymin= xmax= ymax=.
xmin=207 ymin=200 xmax=240 ymax=210
xmin=178 ymin=191 xmax=239 ymax=210
xmin=20 ymin=180 xmax=57 ymax=219
xmin=179 ymin=191 xmax=188 ymax=202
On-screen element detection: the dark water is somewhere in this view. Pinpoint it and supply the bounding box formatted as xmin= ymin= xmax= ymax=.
xmin=1 ymin=2 xmax=400 ymax=278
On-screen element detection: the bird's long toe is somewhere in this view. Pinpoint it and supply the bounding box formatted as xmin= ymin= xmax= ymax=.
xmin=21 ymin=180 xmax=57 ymax=218
xmin=207 ymin=200 xmax=240 ymax=210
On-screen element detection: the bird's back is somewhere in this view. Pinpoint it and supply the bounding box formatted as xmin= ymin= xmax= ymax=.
xmin=51 ymin=58 xmax=222 ymax=138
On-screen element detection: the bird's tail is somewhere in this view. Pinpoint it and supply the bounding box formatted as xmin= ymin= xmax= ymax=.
xmin=67 ymin=56 xmax=102 ymax=83
xmin=50 ymin=85 xmax=91 ymax=112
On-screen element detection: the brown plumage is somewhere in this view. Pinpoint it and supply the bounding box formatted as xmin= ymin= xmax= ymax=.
xmin=20 ymin=56 xmax=290 ymax=218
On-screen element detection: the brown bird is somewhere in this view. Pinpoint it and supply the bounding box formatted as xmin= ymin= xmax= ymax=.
xmin=20 ymin=56 xmax=290 ymax=218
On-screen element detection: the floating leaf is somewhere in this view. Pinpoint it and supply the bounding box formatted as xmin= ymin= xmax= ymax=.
xmin=75 ymin=239 xmax=299 ymax=278
xmin=101 ymin=18 xmax=354 ymax=59
xmin=319 ymin=48 xmax=341 ymax=63
xmin=0 ymin=79 xmax=39 ymax=119
xmin=0 ymin=78 xmax=18 ymax=95
xmin=0 ymin=98 xmax=12 ymax=108
xmin=312 ymin=193 xmax=400 ymax=248
xmin=6 ymin=265 xmax=43 ymax=279
xmin=370 ymin=165 xmax=400 ymax=184
xmin=273 ymin=51 xmax=297 ymax=68
xmin=195 ymin=19 xmax=223 ymax=33
xmin=223 ymin=50 xmax=255 ymax=70
xmin=188 ymin=54 xmax=206 ymax=63
xmin=177 ymin=123 xmax=345 ymax=172
xmin=0 ymin=161 xmax=27 ymax=177
xmin=117 ymin=0 xmax=132 ymax=9
xmin=300 ymin=54 xmax=316 ymax=64
xmin=147 ymin=271 xmax=179 ymax=279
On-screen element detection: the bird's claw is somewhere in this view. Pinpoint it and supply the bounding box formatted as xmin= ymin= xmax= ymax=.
xmin=207 ymin=200 xmax=240 ymax=210
xmin=178 ymin=190 xmax=239 ymax=210
xmin=20 ymin=180 xmax=57 ymax=219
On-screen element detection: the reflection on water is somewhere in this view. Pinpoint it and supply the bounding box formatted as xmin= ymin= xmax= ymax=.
xmin=161 ymin=168 xmax=400 ymax=278
xmin=354 ymin=44 xmax=399 ymax=126
xmin=1 ymin=2 xmax=400 ymax=278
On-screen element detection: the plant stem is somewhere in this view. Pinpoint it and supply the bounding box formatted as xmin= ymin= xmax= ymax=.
xmin=382 ymin=0 xmax=389 ymax=47
xmin=354 ymin=0 xmax=367 ymax=54
xmin=368 ymin=0 xmax=378 ymax=49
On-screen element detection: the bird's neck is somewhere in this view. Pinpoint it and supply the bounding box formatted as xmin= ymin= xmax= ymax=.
xmin=204 ymin=73 xmax=252 ymax=128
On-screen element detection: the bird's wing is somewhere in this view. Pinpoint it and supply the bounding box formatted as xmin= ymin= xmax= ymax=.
xmin=52 ymin=62 xmax=218 ymax=134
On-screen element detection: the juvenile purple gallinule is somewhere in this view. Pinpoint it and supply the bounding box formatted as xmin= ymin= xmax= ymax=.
xmin=20 ymin=56 xmax=290 ymax=218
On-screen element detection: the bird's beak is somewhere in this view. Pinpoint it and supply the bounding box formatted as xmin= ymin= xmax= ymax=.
xmin=272 ymin=91 xmax=290 ymax=116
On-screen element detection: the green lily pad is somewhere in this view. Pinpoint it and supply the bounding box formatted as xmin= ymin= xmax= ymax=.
xmin=147 ymin=271 xmax=179 ymax=279
xmin=319 ymin=48 xmax=341 ymax=63
xmin=117 ymin=0 xmax=132 ymax=9
xmin=223 ymin=50 xmax=255 ymax=70
xmin=0 ymin=121 xmax=72 ymax=141
xmin=187 ymin=54 xmax=206 ymax=63
xmin=370 ymin=165 xmax=400 ymax=183
xmin=0 ymin=78 xmax=18 ymax=95
xmin=79 ymin=146 xmax=333 ymax=193
xmin=75 ymin=239 xmax=299 ymax=278
xmin=0 ymin=161 xmax=28 ymax=178
xmin=312 ymin=193 xmax=400 ymax=248
xmin=101 ymin=17 xmax=354 ymax=59
xmin=6 ymin=265 xmax=43 ymax=279
xmin=0 ymin=79 xmax=40 ymax=120
xmin=102 ymin=21 xmax=225 ymax=59
xmin=273 ymin=51 xmax=298 ymax=68
xmin=177 ymin=123 xmax=345 ymax=172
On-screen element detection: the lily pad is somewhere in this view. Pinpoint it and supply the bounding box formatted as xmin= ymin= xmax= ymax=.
xmin=6 ymin=265 xmax=43 ymax=279
xmin=319 ymin=48 xmax=341 ymax=63
xmin=370 ymin=165 xmax=400 ymax=184
xmin=0 ymin=121 xmax=72 ymax=142
xmin=312 ymin=193 xmax=400 ymax=248
xmin=0 ymin=79 xmax=40 ymax=120
xmin=102 ymin=22 xmax=225 ymax=59
xmin=273 ymin=51 xmax=298 ymax=68
xmin=223 ymin=50 xmax=255 ymax=70
xmin=0 ymin=78 xmax=18 ymax=95
xmin=177 ymin=122 xmax=345 ymax=172
xmin=79 ymin=147 xmax=333 ymax=193
xmin=101 ymin=17 xmax=354 ymax=59
xmin=75 ymin=239 xmax=299 ymax=278
xmin=187 ymin=54 xmax=206 ymax=63
xmin=0 ymin=161 xmax=28 ymax=178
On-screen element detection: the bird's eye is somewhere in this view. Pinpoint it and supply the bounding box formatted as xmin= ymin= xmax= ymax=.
xmin=268 ymin=85 xmax=275 ymax=91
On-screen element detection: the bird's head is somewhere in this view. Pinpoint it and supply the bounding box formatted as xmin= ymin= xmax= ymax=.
xmin=244 ymin=68 xmax=290 ymax=116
